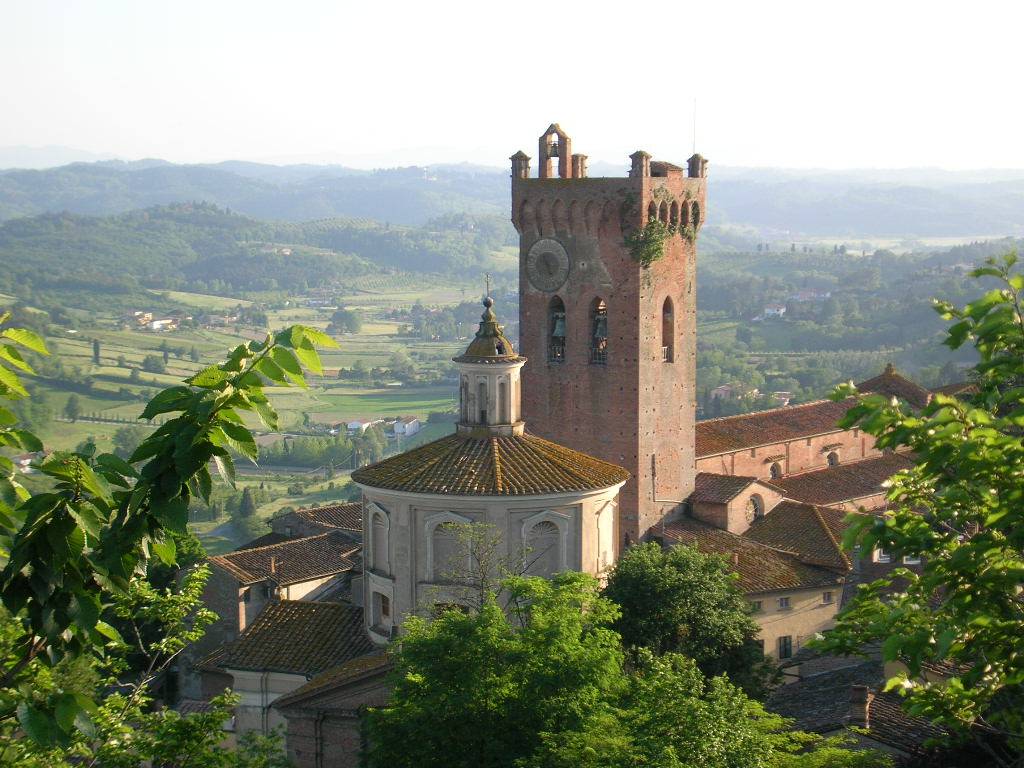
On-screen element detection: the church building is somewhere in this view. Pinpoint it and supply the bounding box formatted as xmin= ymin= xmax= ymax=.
xmin=349 ymin=295 xmax=628 ymax=642
xmin=186 ymin=125 xmax=968 ymax=766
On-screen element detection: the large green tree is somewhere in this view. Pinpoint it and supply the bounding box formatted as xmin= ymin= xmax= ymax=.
xmin=365 ymin=571 xmax=885 ymax=768
xmin=818 ymin=253 xmax=1024 ymax=765
xmin=603 ymin=541 xmax=776 ymax=698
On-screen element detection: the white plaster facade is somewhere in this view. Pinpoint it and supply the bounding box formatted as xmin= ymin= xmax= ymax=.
xmin=357 ymin=486 xmax=621 ymax=644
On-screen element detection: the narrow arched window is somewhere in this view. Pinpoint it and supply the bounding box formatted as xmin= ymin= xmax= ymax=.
xmin=498 ymin=380 xmax=508 ymax=423
xmin=747 ymin=494 xmax=765 ymax=521
xmin=590 ymin=298 xmax=608 ymax=365
xmin=526 ymin=520 xmax=560 ymax=577
xmin=827 ymin=451 xmax=840 ymax=467
xmin=460 ymin=376 xmax=469 ymax=421
xmin=372 ymin=513 xmax=388 ymax=573
xmin=548 ymin=296 xmax=566 ymax=363
xmin=770 ymin=462 xmax=782 ymax=480
xmin=661 ymin=298 xmax=674 ymax=363
xmin=670 ymin=201 xmax=679 ymax=226
xmin=478 ymin=381 xmax=487 ymax=424
xmin=691 ymin=201 xmax=701 ymax=227
xmin=647 ymin=201 xmax=657 ymax=222
xmin=659 ymin=201 xmax=669 ymax=223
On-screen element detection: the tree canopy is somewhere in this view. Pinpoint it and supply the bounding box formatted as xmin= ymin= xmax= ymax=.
xmin=366 ymin=571 xmax=886 ymax=768
xmin=603 ymin=541 xmax=776 ymax=698
xmin=817 ymin=252 xmax=1024 ymax=765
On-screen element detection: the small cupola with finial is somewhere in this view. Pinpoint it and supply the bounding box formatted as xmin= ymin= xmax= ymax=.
xmin=453 ymin=293 xmax=526 ymax=438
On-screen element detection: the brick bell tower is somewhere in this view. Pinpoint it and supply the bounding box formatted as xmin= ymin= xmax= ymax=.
xmin=511 ymin=123 xmax=708 ymax=549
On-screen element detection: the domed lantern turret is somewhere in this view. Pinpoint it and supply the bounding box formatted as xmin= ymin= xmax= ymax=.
xmin=453 ymin=296 xmax=526 ymax=437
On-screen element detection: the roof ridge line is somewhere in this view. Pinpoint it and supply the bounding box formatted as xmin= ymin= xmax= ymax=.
xmin=698 ymin=398 xmax=842 ymax=425
xmin=214 ymin=531 xmax=333 ymax=560
xmin=490 ymin=437 xmax=504 ymax=493
xmin=812 ymin=504 xmax=851 ymax=569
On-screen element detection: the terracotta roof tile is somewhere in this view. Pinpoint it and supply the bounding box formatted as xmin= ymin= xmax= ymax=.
xmin=209 ymin=531 xmax=360 ymax=586
xmin=696 ymin=399 xmax=854 ymax=457
xmin=692 ymin=473 xmax=757 ymax=503
xmin=857 ymin=364 xmax=932 ymax=409
xmin=352 ymin=432 xmax=628 ymax=496
xmin=274 ymin=651 xmax=391 ymax=709
xmin=294 ymin=502 xmax=362 ymax=532
xmin=767 ymin=660 xmax=882 ymax=732
xmin=866 ymin=691 xmax=948 ymax=754
xmin=691 ymin=473 xmax=785 ymax=503
xmin=772 ymin=453 xmax=915 ymax=506
xmin=215 ymin=601 xmax=373 ymax=677
xmin=236 ymin=532 xmax=290 ymax=550
xmin=745 ymin=500 xmax=854 ymax=570
xmin=930 ymin=380 xmax=978 ymax=397
xmin=660 ymin=518 xmax=846 ymax=594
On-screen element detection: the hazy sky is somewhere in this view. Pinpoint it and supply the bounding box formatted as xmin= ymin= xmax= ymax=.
xmin=1 ymin=0 xmax=1020 ymax=170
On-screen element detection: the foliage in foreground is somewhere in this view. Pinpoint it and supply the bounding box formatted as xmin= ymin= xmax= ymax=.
xmin=0 ymin=566 xmax=288 ymax=766
xmin=365 ymin=572 xmax=888 ymax=768
xmin=603 ymin=541 xmax=777 ymax=699
xmin=817 ymin=252 xmax=1024 ymax=765
xmin=0 ymin=317 xmax=333 ymax=754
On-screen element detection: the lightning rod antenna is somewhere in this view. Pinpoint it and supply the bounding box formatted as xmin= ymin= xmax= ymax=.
xmin=692 ymin=98 xmax=697 ymax=155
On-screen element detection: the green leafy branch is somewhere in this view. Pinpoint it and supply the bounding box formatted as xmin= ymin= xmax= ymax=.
xmin=815 ymin=252 xmax=1024 ymax=758
xmin=0 ymin=323 xmax=336 ymax=745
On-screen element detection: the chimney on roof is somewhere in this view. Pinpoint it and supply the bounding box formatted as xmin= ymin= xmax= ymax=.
xmin=884 ymin=362 xmax=896 ymax=375
xmin=732 ymin=552 xmax=740 ymax=567
xmin=849 ymin=685 xmax=873 ymax=728
xmin=269 ymin=556 xmax=277 ymax=576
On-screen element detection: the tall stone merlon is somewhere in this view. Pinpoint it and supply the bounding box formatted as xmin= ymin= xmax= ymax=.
xmin=510 ymin=124 xmax=708 ymax=550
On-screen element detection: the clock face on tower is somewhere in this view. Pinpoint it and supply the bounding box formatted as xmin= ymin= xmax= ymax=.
xmin=526 ymin=238 xmax=570 ymax=292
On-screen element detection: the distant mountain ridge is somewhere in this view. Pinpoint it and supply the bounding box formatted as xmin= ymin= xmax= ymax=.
xmin=2 ymin=158 xmax=1024 ymax=237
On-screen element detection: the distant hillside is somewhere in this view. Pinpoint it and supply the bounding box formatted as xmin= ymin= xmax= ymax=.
xmin=3 ymin=158 xmax=1024 ymax=238
xmin=0 ymin=162 xmax=507 ymax=225
xmin=0 ymin=204 xmax=516 ymax=307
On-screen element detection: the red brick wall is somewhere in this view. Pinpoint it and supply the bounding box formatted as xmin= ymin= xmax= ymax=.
xmin=514 ymin=168 xmax=705 ymax=547
xmin=696 ymin=428 xmax=882 ymax=481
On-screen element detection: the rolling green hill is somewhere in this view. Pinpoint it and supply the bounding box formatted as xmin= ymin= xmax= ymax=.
xmin=0 ymin=203 xmax=517 ymax=307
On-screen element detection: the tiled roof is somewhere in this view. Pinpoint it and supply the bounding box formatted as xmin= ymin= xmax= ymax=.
xmin=767 ymin=660 xmax=947 ymax=753
xmin=930 ymin=380 xmax=977 ymax=398
xmin=294 ymin=502 xmax=362 ymax=532
xmin=745 ymin=501 xmax=853 ymax=570
xmin=696 ymin=399 xmax=854 ymax=457
xmin=857 ymin=364 xmax=932 ymax=409
xmin=696 ymin=368 xmax=933 ymax=457
xmin=236 ymin=532 xmax=290 ymax=551
xmin=352 ymin=432 xmax=629 ymax=496
xmin=215 ymin=601 xmax=374 ymax=677
xmin=274 ymin=651 xmax=391 ymax=709
xmin=767 ymin=660 xmax=882 ymax=732
xmin=866 ymin=691 xmax=948 ymax=754
xmin=209 ymin=532 xmax=360 ymax=586
xmin=691 ymin=473 xmax=759 ymax=503
xmin=772 ymin=453 xmax=915 ymax=506
xmin=660 ymin=518 xmax=845 ymax=594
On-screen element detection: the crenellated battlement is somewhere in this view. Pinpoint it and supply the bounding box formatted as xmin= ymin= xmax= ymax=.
xmin=511 ymin=125 xmax=708 ymax=240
